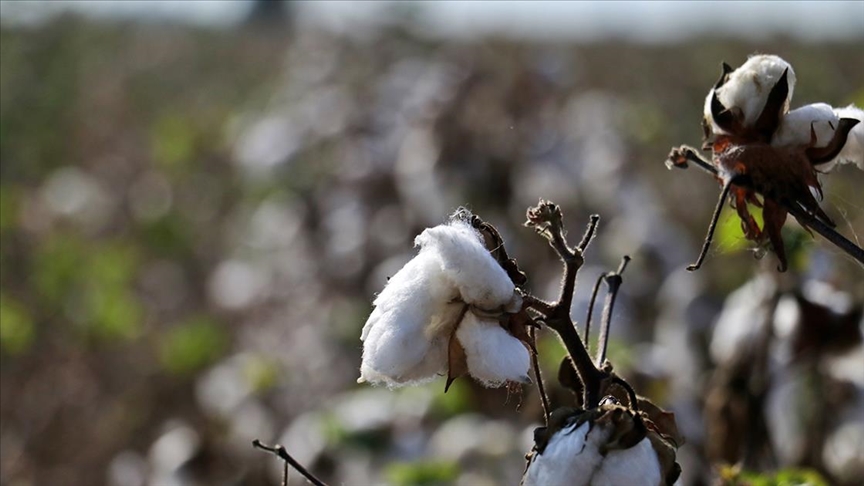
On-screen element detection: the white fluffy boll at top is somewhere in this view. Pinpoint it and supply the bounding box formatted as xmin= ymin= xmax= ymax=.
xmin=359 ymin=217 xmax=524 ymax=387
xmin=456 ymin=312 xmax=530 ymax=386
xmin=415 ymin=221 xmax=518 ymax=311
xmin=522 ymin=421 xmax=663 ymax=486
xmin=703 ymin=54 xmax=797 ymax=136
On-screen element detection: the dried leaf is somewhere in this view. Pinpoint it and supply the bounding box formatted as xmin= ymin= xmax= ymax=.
xmin=637 ymin=397 xmax=685 ymax=448
xmin=445 ymin=329 xmax=468 ymax=393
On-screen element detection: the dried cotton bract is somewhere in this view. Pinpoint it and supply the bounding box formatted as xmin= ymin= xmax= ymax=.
xmin=359 ymin=215 xmax=529 ymax=388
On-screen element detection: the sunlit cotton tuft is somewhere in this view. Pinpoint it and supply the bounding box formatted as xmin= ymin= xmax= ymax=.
xmin=359 ymin=214 xmax=528 ymax=388
xmin=703 ymin=54 xmax=796 ymax=135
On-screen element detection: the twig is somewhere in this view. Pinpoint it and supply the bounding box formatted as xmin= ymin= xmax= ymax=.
xmin=687 ymin=181 xmax=733 ymax=271
xmin=529 ymin=325 xmax=552 ymax=425
xmin=668 ymin=145 xmax=864 ymax=266
xmin=525 ymin=202 xmax=605 ymax=408
xmin=596 ymin=256 xmax=630 ymax=367
xmin=252 ymin=440 xmax=328 ymax=486
xmin=583 ymin=273 xmax=606 ymax=352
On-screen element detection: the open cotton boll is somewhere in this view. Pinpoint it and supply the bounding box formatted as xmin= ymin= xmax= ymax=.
xmin=772 ymin=103 xmax=839 ymax=149
xmin=822 ymin=105 xmax=864 ymax=171
xmin=522 ymin=421 xmax=611 ymax=486
xmin=589 ymin=438 xmax=663 ymax=486
xmin=704 ymin=55 xmax=796 ymax=135
xmin=359 ymin=249 xmax=461 ymax=386
xmin=456 ymin=312 xmax=531 ymax=386
xmin=416 ymin=220 xmax=516 ymax=311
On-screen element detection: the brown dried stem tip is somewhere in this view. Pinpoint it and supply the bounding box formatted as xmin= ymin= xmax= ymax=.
xmin=524 ymin=201 xmax=610 ymax=408
xmin=252 ymin=439 xmax=328 ymax=486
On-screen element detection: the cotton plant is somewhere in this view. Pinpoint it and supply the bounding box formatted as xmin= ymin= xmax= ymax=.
xmin=668 ymin=53 xmax=864 ymax=271
xmin=358 ymin=212 xmax=531 ymax=389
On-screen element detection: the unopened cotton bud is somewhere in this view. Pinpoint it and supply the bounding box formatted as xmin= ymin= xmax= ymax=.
xmin=704 ymin=54 xmax=796 ymax=135
xmin=456 ymin=312 xmax=531 ymax=387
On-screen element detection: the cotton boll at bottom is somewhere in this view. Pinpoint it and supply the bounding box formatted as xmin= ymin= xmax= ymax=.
xmin=589 ymin=438 xmax=663 ymax=486
xmin=416 ymin=221 xmax=516 ymax=311
xmin=522 ymin=421 xmax=611 ymax=486
xmin=456 ymin=312 xmax=530 ymax=386
xmin=772 ymin=103 xmax=839 ymax=148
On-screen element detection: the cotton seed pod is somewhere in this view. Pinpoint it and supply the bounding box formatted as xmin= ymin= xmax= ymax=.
xmin=703 ymin=54 xmax=796 ymax=136
xmin=359 ymin=248 xmax=462 ymax=387
xmin=522 ymin=404 xmax=679 ymax=486
xmin=359 ymin=213 xmax=528 ymax=388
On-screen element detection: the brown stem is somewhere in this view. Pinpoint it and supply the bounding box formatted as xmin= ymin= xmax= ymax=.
xmin=596 ymin=256 xmax=630 ymax=367
xmin=252 ymin=440 xmax=328 ymax=486
xmin=583 ymin=273 xmax=606 ymax=352
xmin=529 ymin=326 xmax=551 ymax=425
xmin=668 ymin=145 xmax=864 ymax=267
xmin=687 ymin=181 xmax=732 ymax=271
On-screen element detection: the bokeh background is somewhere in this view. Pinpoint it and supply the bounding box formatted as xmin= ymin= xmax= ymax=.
xmin=1 ymin=1 xmax=863 ymax=485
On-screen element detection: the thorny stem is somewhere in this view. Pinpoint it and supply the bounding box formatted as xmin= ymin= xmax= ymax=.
xmin=669 ymin=145 xmax=864 ymax=267
xmin=687 ymin=181 xmax=732 ymax=271
xmin=529 ymin=325 xmax=552 ymax=425
xmin=583 ymin=273 xmax=606 ymax=352
xmin=252 ymin=439 xmax=328 ymax=486
xmin=596 ymin=256 xmax=630 ymax=367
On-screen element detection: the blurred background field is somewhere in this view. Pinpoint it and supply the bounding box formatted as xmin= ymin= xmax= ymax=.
xmin=1 ymin=2 xmax=863 ymax=485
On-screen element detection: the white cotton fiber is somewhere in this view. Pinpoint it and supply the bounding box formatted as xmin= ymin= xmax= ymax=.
xmin=772 ymin=103 xmax=839 ymax=148
xmin=823 ymin=105 xmax=864 ymax=171
xmin=704 ymin=55 xmax=796 ymax=135
xmin=522 ymin=421 xmax=612 ymax=486
xmin=589 ymin=437 xmax=663 ymax=486
xmin=359 ymin=249 xmax=459 ymax=386
xmin=455 ymin=312 xmax=530 ymax=387
xmin=416 ymin=220 xmax=515 ymax=311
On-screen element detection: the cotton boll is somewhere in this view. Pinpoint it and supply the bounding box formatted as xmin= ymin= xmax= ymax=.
xmin=456 ymin=312 xmax=530 ymax=387
xmin=522 ymin=421 xmax=611 ymax=486
xmin=416 ymin=220 xmax=515 ymax=311
xmin=704 ymin=55 xmax=796 ymax=135
xmin=360 ymin=249 xmax=460 ymax=386
xmin=772 ymin=103 xmax=839 ymax=149
xmin=590 ymin=438 xmax=663 ymax=486
xmin=822 ymin=105 xmax=864 ymax=171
